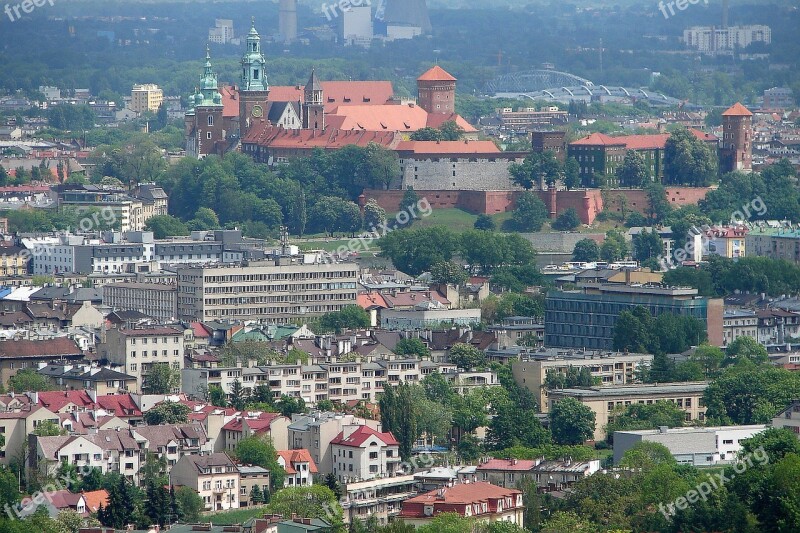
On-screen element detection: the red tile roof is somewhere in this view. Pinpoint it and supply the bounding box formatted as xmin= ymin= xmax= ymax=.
xmin=418 ymin=66 xmax=457 ymax=82
xmin=425 ymin=112 xmax=477 ymax=133
xmin=0 ymin=337 xmax=82 ymax=359
xmin=330 ymin=425 xmax=399 ymax=447
xmin=82 ymin=489 xmax=109 ymax=513
xmin=190 ymin=322 xmax=211 ymax=338
xmin=399 ymin=482 xmax=522 ymax=519
xmin=267 ymin=81 xmax=394 ymax=113
xmin=95 ymin=394 xmax=142 ymax=417
xmin=357 ymin=292 xmax=388 ymax=310
xmin=327 ymin=103 xmax=430 ymax=131
xmin=277 ymin=449 xmax=318 ymax=474
xmin=220 ymin=86 xmax=240 ymax=118
xmin=570 ymin=129 xmax=716 ymax=149
xmin=722 ymin=102 xmax=753 ymax=117
xmin=37 ymin=390 xmax=95 ymax=412
xmin=396 ymin=140 xmax=500 ymax=155
xmin=242 ymin=125 xmax=401 ymax=151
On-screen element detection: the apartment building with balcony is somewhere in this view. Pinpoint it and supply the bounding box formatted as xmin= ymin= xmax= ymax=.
xmin=340 ymin=474 xmax=417 ymax=526
xmin=398 ymin=482 xmax=524 ymax=528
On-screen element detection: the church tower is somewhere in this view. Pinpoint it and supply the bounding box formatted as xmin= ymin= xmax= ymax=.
xmin=303 ymin=69 xmax=324 ymax=130
xmin=239 ymin=18 xmax=270 ymax=136
xmin=186 ymin=46 xmax=225 ymax=158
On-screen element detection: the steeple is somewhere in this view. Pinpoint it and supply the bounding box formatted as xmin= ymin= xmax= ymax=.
xmin=242 ymin=18 xmax=268 ymax=92
xmin=302 ymin=68 xmax=325 ymax=130
xmin=198 ymin=45 xmax=222 ymax=107
xmin=304 ymin=68 xmax=323 ymax=105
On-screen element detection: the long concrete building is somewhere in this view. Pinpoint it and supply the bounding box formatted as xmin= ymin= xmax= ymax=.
xmin=176 ymin=257 xmax=358 ymax=323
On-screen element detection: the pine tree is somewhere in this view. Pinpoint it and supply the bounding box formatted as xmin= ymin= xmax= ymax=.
xmin=250 ymin=484 xmax=263 ymax=505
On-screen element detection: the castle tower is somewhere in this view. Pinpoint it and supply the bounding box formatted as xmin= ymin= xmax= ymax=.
xmin=720 ymin=102 xmax=753 ymax=173
xmin=417 ymin=65 xmax=456 ymax=115
xmin=239 ymin=18 xmax=270 ymax=136
xmin=279 ymin=0 xmax=298 ymax=43
xmin=186 ymin=47 xmax=225 ymax=158
xmin=303 ymin=69 xmax=324 ymax=130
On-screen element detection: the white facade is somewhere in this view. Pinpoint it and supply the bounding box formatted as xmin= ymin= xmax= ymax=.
xmin=342 ymin=6 xmax=373 ymax=47
xmin=331 ymin=428 xmax=401 ymax=483
xmin=99 ymin=327 xmax=186 ymax=393
xmin=683 ymin=25 xmax=771 ymax=53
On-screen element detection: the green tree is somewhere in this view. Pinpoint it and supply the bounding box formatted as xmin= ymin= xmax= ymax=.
xmin=552 ymin=207 xmax=581 ymax=230
xmin=664 ymin=127 xmax=718 ymax=186
xmin=564 ymin=156 xmax=581 ymax=190
xmin=175 ymin=486 xmax=203 ymax=522
xmin=632 ymin=228 xmax=664 ymax=265
xmin=189 ymin=207 xmax=220 ymax=230
xmin=363 ymin=199 xmax=387 ymax=230
xmin=616 ymin=149 xmax=649 ymax=187
xmin=605 ymin=401 xmax=686 ymax=445
xmin=430 ymin=260 xmax=468 ymax=286
xmin=704 ymin=365 xmax=800 ymax=425
xmin=276 ymin=395 xmax=306 ymax=418
xmin=144 ymin=215 xmax=189 ymax=238
xmin=229 ymin=379 xmax=251 ymax=411
xmin=644 ymin=180 xmax=671 ymax=223
xmin=399 ymin=188 xmax=420 ymax=227
xmin=8 ymin=369 xmax=52 ymax=392
xmin=143 ymin=363 xmax=180 ymax=394
xmin=572 ymin=238 xmax=600 ymax=262
xmin=724 ymin=336 xmax=769 ymax=366
xmin=234 ymin=436 xmax=286 ymax=491
xmin=394 ymin=338 xmax=431 ymax=358
xmin=143 ymin=402 xmax=190 ymax=425
xmin=600 ymin=229 xmax=629 ymax=262
xmin=511 ymin=191 xmax=549 ymax=231
xmin=378 ymin=226 xmax=458 ymax=276
xmin=266 ymin=486 xmax=343 ymax=526
xmin=318 ymin=305 xmax=371 ymax=334
xmin=417 ymin=513 xmax=475 ymax=533
xmin=33 ymin=420 xmax=66 ymax=437
xmin=549 ymin=398 xmax=596 ymax=445
xmin=510 ymin=151 xmax=563 ymax=189
xmin=209 ymin=385 xmax=227 ymax=407
xmin=619 ymin=441 xmax=676 ymax=470
xmin=474 ymin=214 xmax=496 ymax=231
xmin=448 ymin=343 xmax=486 ymax=369
xmin=249 ymin=484 xmax=264 ymax=505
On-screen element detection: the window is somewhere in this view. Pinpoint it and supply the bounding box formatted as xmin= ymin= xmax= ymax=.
xmin=207 ymin=132 xmax=212 ymax=139
xmin=369 ymin=452 xmax=378 ymax=460
xmin=207 ymin=115 xmax=214 ymax=126
xmin=723 ymin=439 xmax=734 ymax=445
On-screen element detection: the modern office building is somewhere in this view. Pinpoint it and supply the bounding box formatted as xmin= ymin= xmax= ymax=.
xmin=103 ymin=282 xmax=178 ymax=322
xmin=545 ymin=283 xmax=724 ymax=349
xmin=175 ymin=258 xmax=358 ymax=323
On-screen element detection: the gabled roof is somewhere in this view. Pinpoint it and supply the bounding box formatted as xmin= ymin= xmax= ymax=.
xmin=330 ymin=425 xmax=399 ymax=447
xmin=401 ymin=481 xmax=521 ymax=506
xmin=267 ymin=81 xmax=395 ymax=114
xmin=722 ymin=102 xmax=753 ymax=117
xmin=0 ymin=337 xmax=82 ymax=359
xmin=182 ymin=452 xmax=235 ymax=472
xmin=82 ymin=489 xmax=109 ymax=513
xmin=277 ymin=449 xmax=318 ymax=474
xmin=477 ymin=458 xmax=538 ymax=472
xmin=38 ymin=390 xmax=95 ymax=411
xmin=418 ymin=65 xmax=457 ymax=82
xmin=396 ymin=140 xmax=499 ymax=155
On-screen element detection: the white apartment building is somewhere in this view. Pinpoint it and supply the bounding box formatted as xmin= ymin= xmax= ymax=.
xmin=176 ymin=259 xmax=359 ymax=322
xmin=288 ymin=413 xmax=382 ymax=475
xmin=722 ymin=309 xmax=758 ymax=346
xmin=209 ymin=19 xmax=234 ymax=44
xmin=331 ymin=425 xmax=401 ymax=483
xmin=130 ymin=84 xmax=164 ymax=113
xmin=99 ymin=326 xmax=186 ymax=393
xmin=683 ymin=25 xmax=771 ymax=53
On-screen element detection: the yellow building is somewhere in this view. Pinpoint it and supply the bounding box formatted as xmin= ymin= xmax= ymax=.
xmin=130 ymin=84 xmax=164 ymax=113
xmin=0 ymin=246 xmax=29 ymax=277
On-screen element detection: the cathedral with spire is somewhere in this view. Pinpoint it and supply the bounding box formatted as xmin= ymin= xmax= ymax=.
xmin=185 ymin=20 xmax=476 ymax=160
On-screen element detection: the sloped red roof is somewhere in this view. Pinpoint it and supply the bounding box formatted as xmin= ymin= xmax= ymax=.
xmin=401 ymin=482 xmax=521 ymax=507
xmin=330 ymin=425 xmax=399 ymax=447
xmin=425 ymin=112 xmax=477 ymax=133
xmin=38 ymin=390 xmax=95 ymax=412
xmin=267 ymin=81 xmax=394 ymax=113
xmin=418 ymin=65 xmax=457 ymax=82
xmin=0 ymin=337 xmax=81 ymax=358
xmin=570 ymin=129 xmax=716 ymax=149
xmin=277 ymin=449 xmax=318 ymax=474
xmin=242 ymin=125 xmax=401 ymax=151
xmin=722 ymin=102 xmax=753 ymax=117
xmin=82 ymin=489 xmax=109 ymax=513
xmin=357 ymin=292 xmax=388 ymax=310
xmin=190 ymin=322 xmax=211 ymax=338
xmin=95 ymin=394 xmax=142 ymax=417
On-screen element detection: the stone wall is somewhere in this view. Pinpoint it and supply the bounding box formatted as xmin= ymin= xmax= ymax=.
xmin=400 ymin=156 xmax=525 ymax=191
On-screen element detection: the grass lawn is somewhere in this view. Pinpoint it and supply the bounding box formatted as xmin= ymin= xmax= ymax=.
xmin=296 ymin=239 xmax=353 ymax=252
xmin=206 ymin=505 xmax=270 ymax=525
xmin=406 ymin=208 xmax=478 ymax=232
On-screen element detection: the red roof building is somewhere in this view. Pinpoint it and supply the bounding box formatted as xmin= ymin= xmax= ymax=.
xmin=399 ymin=482 xmax=524 ymax=527
xmin=277 ymin=449 xmax=318 ymax=487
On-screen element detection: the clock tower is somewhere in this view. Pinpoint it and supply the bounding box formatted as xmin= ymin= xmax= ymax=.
xmin=239 ymin=18 xmax=270 ymax=137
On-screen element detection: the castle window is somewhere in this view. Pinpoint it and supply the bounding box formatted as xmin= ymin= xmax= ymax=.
xmin=207 ymin=132 xmax=212 ymax=139
xmin=207 ymin=116 xmax=214 ymax=126
xmin=253 ymin=69 xmax=260 ymax=80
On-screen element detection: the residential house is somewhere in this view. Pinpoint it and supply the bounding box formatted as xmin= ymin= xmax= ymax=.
xmin=398 ymin=482 xmax=524 ymax=528
xmin=277 ymin=449 xmax=318 ymax=487
xmin=330 ymin=425 xmax=401 ymax=483
xmin=37 ymin=363 xmax=137 ymax=394
xmin=771 ymin=399 xmax=800 ymax=436
xmin=288 ymin=413 xmax=381 ymax=474
xmin=170 ymin=452 xmax=240 ymax=510
xmin=238 ymin=465 xmax=271 ymax=507
xmin=222 ymin=412 xmax=290 ymax=451
xmin=0 ymin=338 xmax=84 ymax=385
xmin=0 ymin=405 xmax=59 ymax=465
xmin=98 ymin=326 xmax=185 ymax=393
